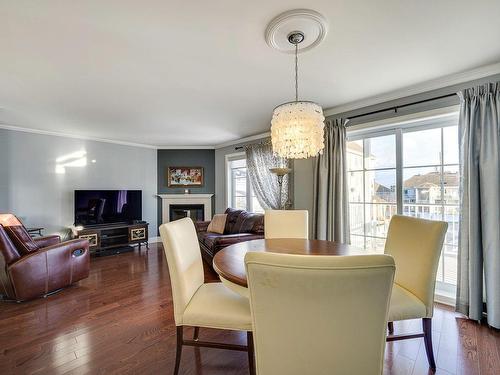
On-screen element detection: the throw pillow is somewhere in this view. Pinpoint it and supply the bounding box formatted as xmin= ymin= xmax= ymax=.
xmin=207 ymin=214 xmax=227 ymax=234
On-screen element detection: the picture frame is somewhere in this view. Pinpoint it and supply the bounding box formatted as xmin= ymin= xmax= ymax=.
xmin=167 ymin=166 xmax=204 ymax=187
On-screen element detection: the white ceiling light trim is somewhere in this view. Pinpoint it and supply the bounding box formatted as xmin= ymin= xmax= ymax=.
xmin=265 ymin=9 xmax=328 ymax=54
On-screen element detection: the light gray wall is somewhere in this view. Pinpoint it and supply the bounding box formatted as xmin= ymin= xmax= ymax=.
xmin=0 ymin=129 xmax=157 ymax=239
xmin=293 ymin=159 xmax=314 ymax=210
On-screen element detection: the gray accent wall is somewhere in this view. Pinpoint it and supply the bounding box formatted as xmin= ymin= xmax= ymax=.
xmin=157 ymin=149 xmax=215 ymax=227
xmin=0 ymin=129 xmax=157 ymax=239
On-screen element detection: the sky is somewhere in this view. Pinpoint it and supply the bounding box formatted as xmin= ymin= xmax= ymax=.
xmin=350 ymin=122 xmax=459 ymax=189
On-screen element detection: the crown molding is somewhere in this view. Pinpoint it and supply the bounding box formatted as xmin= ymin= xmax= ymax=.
xmin=324 ymin=62 xmax=500 ymax=117
xmin=0 ymin=122 xmax=220 ymax=149
xmin=156 ymin=145 xmax=215 ymax=149
xmin=0 ymin=122 xmax=160 ymax=149
xmin=215 ymin=132 xmax=270 ymax=149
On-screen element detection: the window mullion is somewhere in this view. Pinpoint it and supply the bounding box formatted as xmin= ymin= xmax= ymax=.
xmin=396 ymin=129 xmax=403 ymax=215
xmin=231 ymin=170 xmax=236 ymax=208
xmin=246 ymin=170 xmax=251 ymax=211
xmin=362 ymin=139 xmax=367 ymax=250
xmin=440 ymin=127 xmax=446 ymax=282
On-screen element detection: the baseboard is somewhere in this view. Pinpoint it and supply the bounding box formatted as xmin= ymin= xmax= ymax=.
xmin=434 ymin=293 xmax=455 ymax=307
xmin=149 ymin=236 xmax=161 ymax=243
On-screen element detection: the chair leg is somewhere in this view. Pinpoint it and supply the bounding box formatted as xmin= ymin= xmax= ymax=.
xmin=388 ymin=321 xmax=394 ymax=334
xmin=193 ymin=327 xmax=200 ymax=341
xmin=174 ymin=326 xmax=183 ymax=375
xmin=422 ymin=318 xmax=436 ymax=370
xmin=247 ymin=331 xmax=255 ymax=375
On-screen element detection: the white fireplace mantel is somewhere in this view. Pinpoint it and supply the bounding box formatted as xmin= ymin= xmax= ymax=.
xmin=157 ymin=194 xmax=214 ymax=224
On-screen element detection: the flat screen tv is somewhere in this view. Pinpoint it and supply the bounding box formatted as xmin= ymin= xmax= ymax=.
xmin=74 ymin=190 xmax=142 ymax=226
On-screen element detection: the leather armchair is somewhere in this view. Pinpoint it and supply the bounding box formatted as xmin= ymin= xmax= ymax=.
xmin=0 ymin=214 xmax=90 ymax=301
xmin=34 ymin=234 xmax=61 ymax=248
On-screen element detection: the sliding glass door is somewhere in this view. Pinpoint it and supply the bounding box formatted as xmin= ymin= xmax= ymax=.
xmin=346 ymin=111 xmax=460 ymax=296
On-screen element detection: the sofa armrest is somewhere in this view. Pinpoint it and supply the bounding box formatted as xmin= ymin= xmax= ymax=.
xmin=39 ymin=238 xmax=89 ymax=258
xmin=8 ymin=239 xmax=90 ymax=301
xmin=213 ymin=233 xmax=264 ymax=251
xmin=34 ymin=234 xmax=61 ymax=248
xmin=194 ymin=221 xmax=211 ymax=233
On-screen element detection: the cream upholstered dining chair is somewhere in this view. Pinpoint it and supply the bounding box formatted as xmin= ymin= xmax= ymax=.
xmin=159 ymin=218 xmax=254 ymax=375
xmin=264 ymin=210 xmax=308 ymax=239
xmin=384 ymin=215 xmax=448 ymax=371
xmin=245 ymin=252 xmax=395 ymax=375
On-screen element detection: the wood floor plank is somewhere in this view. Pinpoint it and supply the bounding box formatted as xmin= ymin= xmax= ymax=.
xmin=0 ymin=243 xmax=498 ymax=375
xmin=456 ymin=318 xmax=480 ymax=375
xmin=436 ymin=308 xmax=460 ymax=374
xmin=476 ymin=323 xmax=500 ymax=375
xmin=412 ymin=329 xmax=442 ymax=375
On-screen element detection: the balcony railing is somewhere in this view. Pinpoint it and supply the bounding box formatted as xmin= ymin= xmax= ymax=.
xmin=350 ymin=202 xmax=459 ymax=286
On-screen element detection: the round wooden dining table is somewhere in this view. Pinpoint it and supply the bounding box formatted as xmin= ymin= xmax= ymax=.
xmin=212 ymin=238 xmax=363 ymax=290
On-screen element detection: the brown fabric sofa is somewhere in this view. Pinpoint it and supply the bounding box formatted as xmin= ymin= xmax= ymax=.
xmin=195 ymin=208 xmax=264 ymax=264
xmin=0 ymin=214 xmax=90 ymax=301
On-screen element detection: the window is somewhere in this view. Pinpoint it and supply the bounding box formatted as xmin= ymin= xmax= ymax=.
xmin=347 ymin=109 xmax=460 ymax=296
xmin=226 ymin=154 xmax=264 ymax=213
xmin=348 ymin=135 xmax=397 ymax=252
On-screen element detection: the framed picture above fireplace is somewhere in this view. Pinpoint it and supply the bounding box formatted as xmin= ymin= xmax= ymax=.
xmin=167 ymin=166 xmax=204 ymax=187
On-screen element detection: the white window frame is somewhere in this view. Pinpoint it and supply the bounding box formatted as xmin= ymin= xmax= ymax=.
xmin=225 ymin=152 xmax=263 ymax=212
xmin=346 ymin=105 xmax=460 ymax=304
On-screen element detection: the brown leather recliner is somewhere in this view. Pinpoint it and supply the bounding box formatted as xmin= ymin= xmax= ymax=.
xmin=0 ymin=214 xmax=90 ymax=301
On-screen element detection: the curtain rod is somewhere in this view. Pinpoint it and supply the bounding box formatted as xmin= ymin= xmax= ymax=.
xmin=235 ymin=138 xmax=271 ymax=150
xmin=346 ymin=93 xmax=457 ymax=120
xmin=234 ymin=93 xmax=458 ymax=149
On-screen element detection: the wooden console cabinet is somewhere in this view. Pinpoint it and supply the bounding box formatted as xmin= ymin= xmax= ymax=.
xmin=73 ymin=222 xmax=149 ymax=255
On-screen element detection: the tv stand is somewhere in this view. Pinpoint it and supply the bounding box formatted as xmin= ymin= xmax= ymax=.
xmin=73 ymin=222 xmax=149 ymax=256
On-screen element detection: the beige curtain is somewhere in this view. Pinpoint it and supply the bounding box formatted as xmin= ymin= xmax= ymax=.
xmin=312 ymin=118 xmax=350 ymax=242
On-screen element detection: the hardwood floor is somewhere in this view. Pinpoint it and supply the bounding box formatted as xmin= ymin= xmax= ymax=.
xmin=1 ymin=243 xmax=499 ymax=375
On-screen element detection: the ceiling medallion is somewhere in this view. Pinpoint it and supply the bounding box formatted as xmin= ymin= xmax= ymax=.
xmin=265 ymin=9 xmax=328 ymax=54
xmin=267 ymin=10 xmax=328 ymax=159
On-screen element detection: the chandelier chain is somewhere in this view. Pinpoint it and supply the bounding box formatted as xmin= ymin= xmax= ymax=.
xmin=295 ymin=43 xmax=298 ymax=102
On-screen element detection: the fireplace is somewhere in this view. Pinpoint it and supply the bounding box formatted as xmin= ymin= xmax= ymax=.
xmin=157 ymin=194 xmax=213 ymax=223
xmin=170 ymin=204 xmax=204 ymax=222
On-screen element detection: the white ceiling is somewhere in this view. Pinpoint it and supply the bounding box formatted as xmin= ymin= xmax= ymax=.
xmin=1 ymin=0 xmax=500 ymax=147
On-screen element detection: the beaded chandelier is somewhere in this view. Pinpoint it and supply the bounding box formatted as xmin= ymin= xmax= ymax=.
xmin=271 ymin=32 xmax=325 ymax=159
